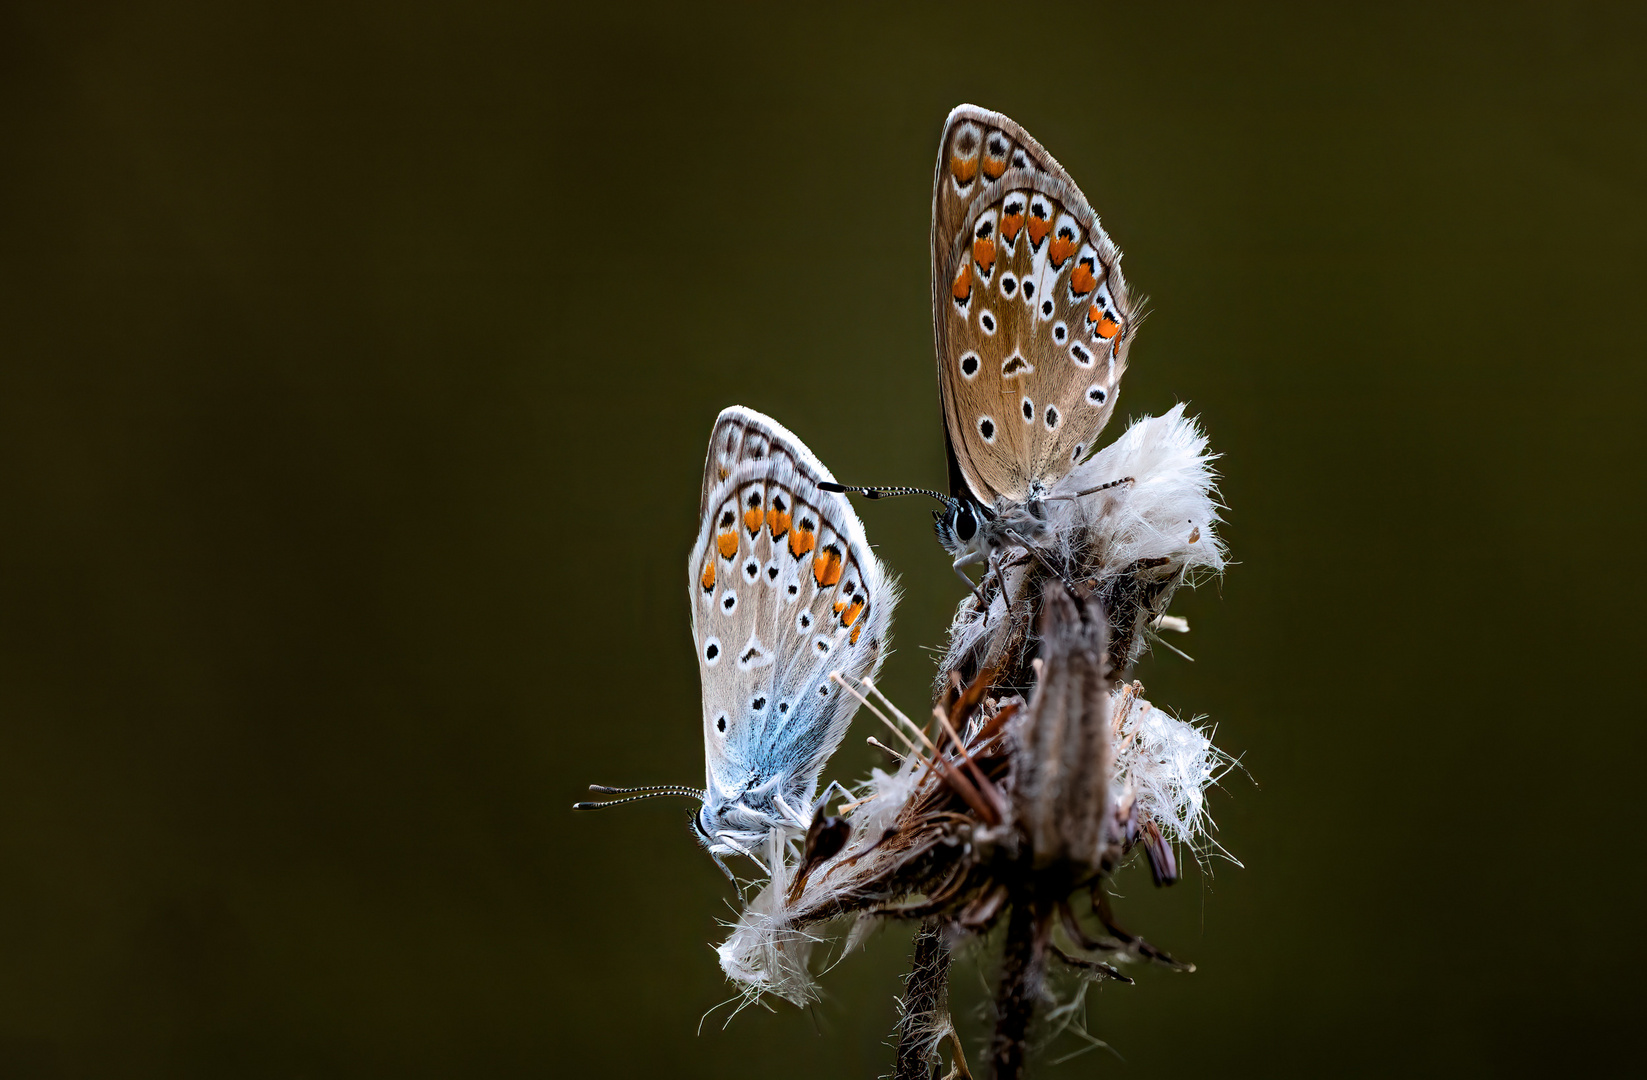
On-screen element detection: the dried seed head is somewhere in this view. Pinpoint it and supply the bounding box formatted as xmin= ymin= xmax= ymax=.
xmin=1008 ymin=585 xmax=1114 ymax=877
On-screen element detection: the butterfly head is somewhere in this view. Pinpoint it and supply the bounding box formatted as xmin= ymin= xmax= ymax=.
xmin=933 ymin=495 xmax=994 ymax=557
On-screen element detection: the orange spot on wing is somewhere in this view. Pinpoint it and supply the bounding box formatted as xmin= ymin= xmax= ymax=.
xmin=1086 ymin=305 xmax=1120 ymax=339
xmin=833 ymin=600 xmax=846 ymax=616
xmin=1048 ymin=234 xmax=1078 ymax=268
xmin=789 ymin=524 xmax=816 ymax=559
xmin=766 ymin=507 xmax=790 ymax=540
xmin=850 ymin=623 xmax=863 ymax=645
xmin=1000 ymin=210 xmax=1024 ymax=243
xmin=1070 ymin=262 xmax=1097 ymax=296
xmin=812 ymin=546 xmax=843 ymax=588
xmin=982 ymin=153 xmax=1006 ymax=179
xmin=951 ymin=263 xmax=972 ymax=304
xmin=949 ymin=154 xmax=979 ymax=183
xmin=972 ymin=237 xmax=996 ymax=275
xmin=716 ymin=532 xmax=739 ymax=559
xmin=743 ymin=506 xmax=763 ymax=534
xmin=700 ymin=559 xmax=715 ymax=592
xmin=1027 ymin=212 xmax=1052 ymax=247
xmin=842 ymin=598 xmax=865 ymax=627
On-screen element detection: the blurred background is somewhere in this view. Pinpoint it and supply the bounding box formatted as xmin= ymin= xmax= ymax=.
xmin=2 ymin=1 xmax=1643 ymax=1076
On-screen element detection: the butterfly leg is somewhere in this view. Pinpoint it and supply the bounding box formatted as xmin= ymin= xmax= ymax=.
xmin=812 ymin=779 xmax=852 ymax=816
xmin=978 ymin=548 xmax=1010 ymax=618
xmin=714 ymin=831 xmax=770 ymax=877
xmin=709 ymin=851 xmax=742 ymax=894
xmin=951 ymin=549 xmax=990 ymax=605
xmin=774 ymin=789 xmax=830 ymax=834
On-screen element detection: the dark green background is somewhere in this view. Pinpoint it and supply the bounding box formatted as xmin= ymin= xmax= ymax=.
xmin=2 ymin=2 xmax=1642 ymax=1076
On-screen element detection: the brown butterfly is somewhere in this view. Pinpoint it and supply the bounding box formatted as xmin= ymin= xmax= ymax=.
xmin=827 ymin=105 xmax=1139 ymax=590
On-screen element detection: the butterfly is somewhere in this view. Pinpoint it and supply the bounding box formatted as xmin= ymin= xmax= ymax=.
xmin=825 ymin=105 xmax=1139 ymax=590
xmin=577 ymin=407 xmax=898 ymax=880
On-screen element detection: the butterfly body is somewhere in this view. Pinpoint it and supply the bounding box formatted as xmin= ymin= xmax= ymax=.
xmin=688 ymin=407 xmax=897 ymax=866
xmin=930 ymin=106 xmax=1140 ymax=569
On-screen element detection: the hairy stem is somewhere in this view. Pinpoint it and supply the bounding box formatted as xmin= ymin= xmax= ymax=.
xmin=989 ymin=893 xmax=1048 ymax=1080
xmin=894 ymin=919 xmax=954 ymax=1080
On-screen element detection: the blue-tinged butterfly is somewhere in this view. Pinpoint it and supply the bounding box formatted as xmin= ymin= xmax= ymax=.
xmin=824 ymin=105 xmax=1140 ymax=590
xmin=577 ymin=407 xmax=898 ymax=879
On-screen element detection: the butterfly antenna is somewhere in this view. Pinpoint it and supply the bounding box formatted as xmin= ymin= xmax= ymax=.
xmin=573 ymin=783 xmax=706 ymax=810
xmin=819 ymin=482 xmax=950 ymax=504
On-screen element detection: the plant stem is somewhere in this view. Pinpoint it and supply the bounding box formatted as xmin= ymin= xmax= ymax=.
xmin=894 ymin=919 xmax=954 ymax=1080
xmin=989 ymin=892 xmax=1048 ymax=1080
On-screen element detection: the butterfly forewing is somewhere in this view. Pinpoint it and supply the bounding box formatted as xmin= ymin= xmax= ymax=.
xmin=690 ymin=407 xmax=895 ymax=830
xmin=932 ymin=105 xmax=1139 ymax=506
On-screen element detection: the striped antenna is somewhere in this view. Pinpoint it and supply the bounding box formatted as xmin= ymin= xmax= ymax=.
xmin=819 ymin=482 xmax=949 ymax=504
xmin=573 ymin=783 xmax=706 ymax=810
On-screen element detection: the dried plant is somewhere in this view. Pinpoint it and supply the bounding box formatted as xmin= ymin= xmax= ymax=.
xmin=940 ymin=405 xmax=1226 ymax=693
xmin=706 ymin=408 xmax=1233 ymax=1078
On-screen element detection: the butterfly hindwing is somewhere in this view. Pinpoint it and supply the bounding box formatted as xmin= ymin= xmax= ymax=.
xmin=690 ymin=407 xmax=895 ymax=838
xmin=932 ymin=105 xmax=1139 ymax=507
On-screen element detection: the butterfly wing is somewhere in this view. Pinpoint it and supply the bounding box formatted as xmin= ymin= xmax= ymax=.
xmin=690 ymin=407 xmax=897 ymax=839
xmin=931 ymin=105 xmax=1140 ymax=506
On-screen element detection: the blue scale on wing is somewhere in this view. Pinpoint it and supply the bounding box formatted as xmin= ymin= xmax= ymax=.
xmin=764 ymin=508 xmax=859 ymax=778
